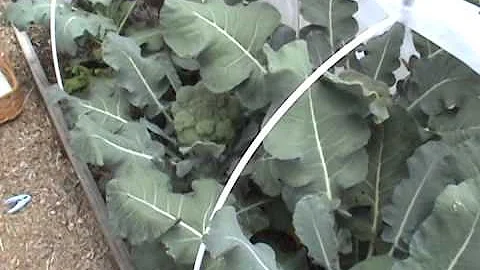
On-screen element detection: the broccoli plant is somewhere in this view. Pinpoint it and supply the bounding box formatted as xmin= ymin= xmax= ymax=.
xmin=6 ymin=0 xmax=480 ymax=270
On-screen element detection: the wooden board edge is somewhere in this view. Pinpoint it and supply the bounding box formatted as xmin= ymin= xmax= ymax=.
xmin=14 ymin=28 xmax=135 ymax=270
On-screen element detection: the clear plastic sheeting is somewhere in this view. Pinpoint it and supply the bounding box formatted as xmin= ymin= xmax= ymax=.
xmin=262 ymin=0 xmax=480 ymax=74
xmin=373 ymin=0 xmax=480 ymax=74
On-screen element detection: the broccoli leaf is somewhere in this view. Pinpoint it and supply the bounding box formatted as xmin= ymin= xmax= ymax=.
xmin=382 ymin=141 xmax=458 ymax=253
xmin=236 ymin=199 xmax=271 ymax=238
xmin=342 ymin=106 xmax=421 ymax=239
xmin=400 ymin=50 xmax=480 ymax=121
xmin=53 ymin=77 xmax=131 ymax=133
xmin=252 ymin=156 xmax=283 ymax=197
xmin=349 ymin=255 xmax=395 ymax=270
xmin=160 ymin=0 xmax=280 ymax=92
xmin=263 ymin=67 xmax=371 ymax=199
xmin=70 ymin=117 xmax=163 ymax=167
xmin=107 ymin=170 xmax=224 ymax=263
xmin=392 ymin=177 xmax=480 ymax=270
xmin=293 ymin=194 xmax=340 ymax=269
xmin=131 ymin=241 xmax=185 ymax=270
xmin=103 ymin=33 xmax=180 ymax=117
xmin=325 ymin=70 xmax=392 ymax=123
xmin=204 ymin=206 xmax=281 ymax=270
xmin=125 ymin=27 xmax=164 ymax=52
xmin=236 ymin=39 xmax=313 ymax=110
xmin=300 ymin=0 xmax=358 ymax=66
xmin=353 ymin=23 xmax=404 ymax=86
xmin=428 ymin=97 xmax=480 ymax=144
xmin=6 ymin=0 xmax=117 ymax=55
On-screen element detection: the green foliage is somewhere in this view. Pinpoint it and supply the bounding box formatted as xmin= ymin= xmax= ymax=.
xmin=160 ymin=0 xmax=281 ymax=92
xmin=103 ymin=33 xmax=181 ymax=117
xmin=6 ymin=0 xmax=117 ymax=55
xmin=64 ymin=65 xmax=91 ymax=93
xmin=393 ymin=177 xmax=480 ymax=270
xmin=7 ymin=0 xmax=480 ymax=269
xmin=293 ymin=195 xmax=340 ymax=269
xmin=171 ymin=83 xmax=242 ymax=146
xmin=204 ymin=206 xmax=281 ymax=270
xmin=300 ymin=0 xmax=358 ymax=66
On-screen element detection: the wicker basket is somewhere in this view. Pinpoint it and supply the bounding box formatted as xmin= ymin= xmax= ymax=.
xmin=0 ymin=52 xmax=24 ymax=124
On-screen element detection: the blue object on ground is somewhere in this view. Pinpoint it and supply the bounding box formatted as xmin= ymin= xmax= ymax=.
xmin=4 ymin=194 xmax=31 ymax=214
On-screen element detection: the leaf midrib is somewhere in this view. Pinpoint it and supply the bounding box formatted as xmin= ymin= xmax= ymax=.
xmin=307 ymin=90 xmax=332 ymax=200
xmin=80 ymin=102 xmax=128 ymax=124
xmin=310 ymin=214 xmax=333 ymax=270
xmin=389 ymin=157 xmax=440 ymax=255
xmin=225 ymin=236 xmax=272 ymax=270
xmin=406 ymin=77 xmax=465 ymax=112
xmin=447 ymin=210 xmax=480 ymax=270
xmin=187 ymin=5 xmax=267 ymax=74
xmin=119 ymin=50 xmax=165 ymax=111
xmin=88 ymin=134 xmax=153 ymax=160
xmin=115 ymin=191 xmax=203 ymax=238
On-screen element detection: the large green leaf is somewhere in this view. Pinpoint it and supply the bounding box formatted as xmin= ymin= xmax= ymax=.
xmin=382 ymin=141 xmax=459 ymax=253
xmin=428 ymin=95 xmax=480 ymax=144
xmin=449 ymin=136 xmax=480 ymax=180
xmin=354 ymin=23 xmax=404 ymax=86
xmin=235 ymin=40 xmax=313 ymax=110
xmin=236 ymin=199 xmax=271 ymax=238
xmin=262 ymin=41 xmax=373 ymax=199
xmin=160 ymin=0 xmax=281 ymax=92
xmin=263 ymin=72 xmax=371 ymax=198
xmin=342 ymin=106 xmax=421 ymax=241
xmin=55 ymin=77 xmax=131 ymax=132
xmin=70 ymin=117 xmax=163 ymax=167
xmin=345 ymin=106 xmax=421 ymax=208
xmin=252 ymin=156 xmax=283 ymax=197
xmin=401 ymin=51 xmax=480 ymax=117
xmin=300 ymin=0 xmax=358 ymax=66
xmin=125 ymin=26 xmax=164 ymax=52
xmin=204 ymin=206 xmax=281 ymax=270
xmin=103 ymin=33 xmax=181 ymax=117
xmin=107 ymin=172 xmax=223 ymax=263
xmin=392 ymin=177 xmax=480 ymax=270
xmin=326 ymin=70 xmax=392 ymax=123
xmin=6 ymin=0 xmax=117 ymax=55
xmin=131 ymin=241 xmax=189 ymax=270
xmin=293 ymin=194 xmax=340 ymax=270
xmin=349 ymin=255 xmax=395 ymax=270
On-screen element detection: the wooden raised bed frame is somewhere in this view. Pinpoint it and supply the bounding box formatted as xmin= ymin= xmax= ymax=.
xmin=14 ymin=28 xmax=135 ymax=270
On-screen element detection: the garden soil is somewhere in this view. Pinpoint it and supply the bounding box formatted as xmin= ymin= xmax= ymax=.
xmin=0 ymin=1 xmax=117 ymax=269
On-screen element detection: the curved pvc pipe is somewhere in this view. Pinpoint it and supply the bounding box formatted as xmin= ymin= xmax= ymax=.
xmin=50 ymin=0 xmax=64 ymax=90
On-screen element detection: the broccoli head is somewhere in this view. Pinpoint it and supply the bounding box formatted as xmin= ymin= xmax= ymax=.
xmin=171 ymin=83 xmax=241 ymax=145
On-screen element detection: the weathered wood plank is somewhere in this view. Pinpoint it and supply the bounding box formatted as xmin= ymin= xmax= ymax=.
xmin=14 ymin=28 xmax=135 ymax=270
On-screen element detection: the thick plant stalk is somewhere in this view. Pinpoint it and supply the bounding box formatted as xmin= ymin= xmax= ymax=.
xmin=50 ymin=0 xmax=64 ymax=91
xmin=192 ymin=16 xmax=398 ymax=270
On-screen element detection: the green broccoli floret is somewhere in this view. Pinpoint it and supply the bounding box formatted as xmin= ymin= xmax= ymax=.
xmin=171 ymin=83 xmax=242 ymax=145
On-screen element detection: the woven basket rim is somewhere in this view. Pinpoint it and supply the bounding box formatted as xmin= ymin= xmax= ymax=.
xmin=0 ymin=52 xmax=18 ymax=93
